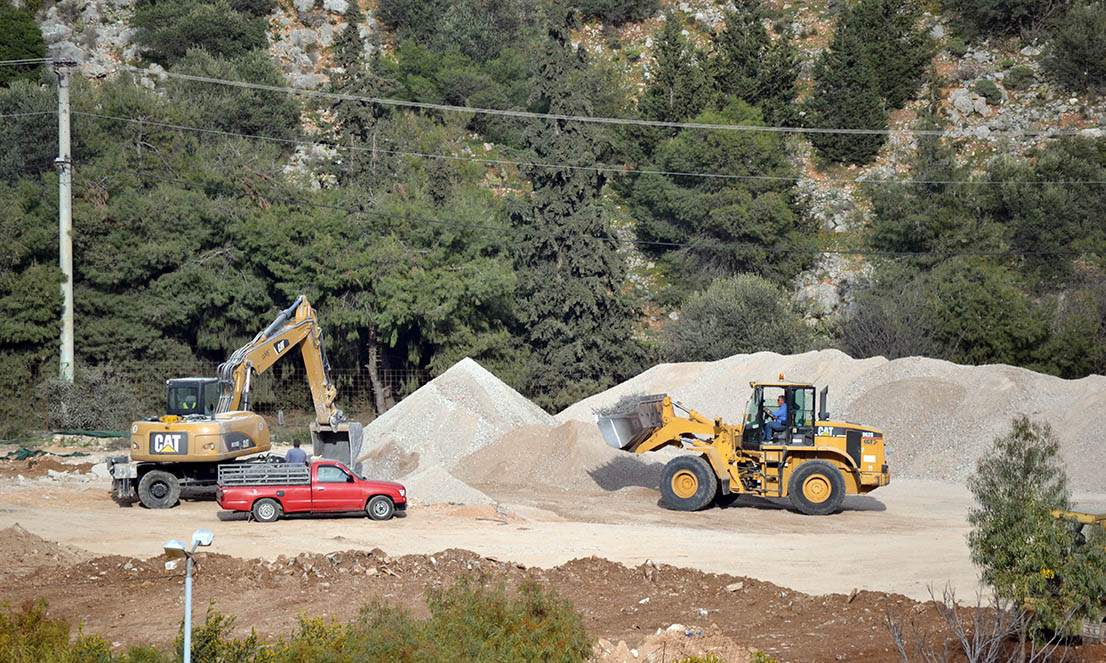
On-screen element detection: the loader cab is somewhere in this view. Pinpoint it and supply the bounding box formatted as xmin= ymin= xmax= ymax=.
xmin=741 ymin=381 xmax=817 ymax=450
xmin=166 ymin=378 xmax=220 ymax=418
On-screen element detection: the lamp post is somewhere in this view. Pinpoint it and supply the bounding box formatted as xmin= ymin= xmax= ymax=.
xmin=164 ymin=529 xmax=214 ymax=663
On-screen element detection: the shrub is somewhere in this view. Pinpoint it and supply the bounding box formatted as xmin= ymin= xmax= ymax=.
xmin=575 ymin=0 xmax=660 ymax=26
xmin=168 ymin=49 xmax=302 ymax=142
xmin=1005 ymin=65 xmax=1036 ymax=89
xmin=1043 ymin=1 xmax=1106 ymax=94
xmin=974 ymin=78 xmax=1002 ymax=104
xmin=661 ymin=275 xmax=811 ymax=362
xmin=41 ymin=362 xmax=138 ymax=431
xmin=132 ymin=0 xmax=268 ymax=66
xmin=968 ymin=416 xmax=1106 ymax=638
xmin=0 ymin=6 xmax=46 ymax=87
xmin=946 ymin=35 xmax=968 ymax=56
xmin=945 ymin=0 xmax=1057 ymax=37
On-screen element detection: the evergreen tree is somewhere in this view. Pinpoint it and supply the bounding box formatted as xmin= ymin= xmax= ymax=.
xmin=848 ymin=0 xmax=933 ymax=109
xmin=968 ymin=416 xmax=1106 ymax=642
xmin=0 ymin=6 xmax=45 ymax=87
xmin=511 ymin=12 xmax=643 ymax=411
xmin=805 ymin=20 xmax=888 ymax=164
xmin=624 ymin=14 xmax=709 ymax=163
xmin=708 ymin=7 xmax=799 ymax=125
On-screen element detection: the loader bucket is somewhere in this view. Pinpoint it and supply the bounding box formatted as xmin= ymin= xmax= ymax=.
xmin=311 ymin=421 xmax=364 ymax=474
xmin=596 ymin=394 xmax=666 ymax=450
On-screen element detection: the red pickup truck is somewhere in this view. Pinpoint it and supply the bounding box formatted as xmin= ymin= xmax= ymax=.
xmin=215 ymin=460 xmax=406 ymax=522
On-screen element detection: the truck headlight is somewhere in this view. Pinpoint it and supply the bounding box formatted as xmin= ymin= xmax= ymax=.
xmin=399 ymin=489 xmax=405 ymax=497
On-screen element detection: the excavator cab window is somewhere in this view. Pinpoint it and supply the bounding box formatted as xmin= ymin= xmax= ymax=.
xmin=166 ymin=378 xmax=220 ymax=417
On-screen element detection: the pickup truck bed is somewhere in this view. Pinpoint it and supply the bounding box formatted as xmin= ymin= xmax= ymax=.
xmin=216 ymin=460 xmax=406 ymax=522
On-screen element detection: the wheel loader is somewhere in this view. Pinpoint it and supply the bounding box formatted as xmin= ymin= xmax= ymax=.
xmin=596 ymin=379 xmax=890 ymax=515
xmin=108 ymin=296 xmax=364 ymax=508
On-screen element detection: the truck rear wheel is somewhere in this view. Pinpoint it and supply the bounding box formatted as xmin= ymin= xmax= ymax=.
xmin=137 ymin=470 xmax=180 ymax=509
xmin=251 ymin=498 xmax=281 ymax=523
xmin=660 ymin=456 xmax=717 ymax=511
xmin=788 ymin=459 xmax=845 ymax=516
xmin=366 ymin=495 xmax=394 ymax=521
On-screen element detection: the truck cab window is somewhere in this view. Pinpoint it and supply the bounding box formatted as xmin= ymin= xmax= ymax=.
xmin=317 ymin=466 xmax=351 ymax=483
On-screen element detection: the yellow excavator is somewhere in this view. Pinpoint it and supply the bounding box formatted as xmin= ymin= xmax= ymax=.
xmin=109 ymin=296 xmax=363 ymax=508
xmin=597 ymin=378 xmax=890 ymax=515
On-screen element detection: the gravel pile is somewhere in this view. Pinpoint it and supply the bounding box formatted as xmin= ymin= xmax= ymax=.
xmin=356 ymin=357 xmax=554 ymax=503
xmin=359 ymin=351 xmax=1105 ymax=505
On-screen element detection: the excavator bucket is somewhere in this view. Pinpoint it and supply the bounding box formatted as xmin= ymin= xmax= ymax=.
xmin=311 ymin=421 xmax=364 ymax=474
xmin=596 ymin=394 xmax=666 ymax=451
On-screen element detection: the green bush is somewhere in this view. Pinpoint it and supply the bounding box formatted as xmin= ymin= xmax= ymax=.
xmin=0 ymin=599 xmax=158 ymax=663
xmin=945 ymin=0 xmax=1055 ymax=36
xmin=974 ymin=78 xmax=1002 ymax=104
xmin=0 ymin=6 xmax=46 ymax=87
xmin=946 ymin=35 xmax=968 ymax=56
xmin=41 ymin=362 xmax=138 ymax=431
xmin=1005 ymin=65 xmax=1036 ymax=89
xmin=168 ymin=50 xmax=302 ymax=142
xmin=968 ymin=416 xmax=1106 ymax=637
xmin=132 ymin=0 xmax=268 ymax=66
xmin=661 ymin=275 xmax=812 ymax=362
xmin=575 ymin=0 xmax=660 ymax=26
xmin=1043 ymin=1 xmax=1106 ymax=94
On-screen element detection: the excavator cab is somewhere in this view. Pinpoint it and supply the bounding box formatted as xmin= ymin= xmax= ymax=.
xmin=165 ymin=378 xmax=220 ymax=418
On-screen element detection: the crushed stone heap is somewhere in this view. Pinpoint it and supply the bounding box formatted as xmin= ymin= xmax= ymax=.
xmin=356 ymin=357 xmax=554 ymax=504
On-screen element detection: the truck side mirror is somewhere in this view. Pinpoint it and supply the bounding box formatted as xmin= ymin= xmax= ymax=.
xmin=818 ymin=386 xmax=829 ymax=421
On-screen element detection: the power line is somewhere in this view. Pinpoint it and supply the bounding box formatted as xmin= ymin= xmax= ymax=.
xmin=74 ymin=161 xmax=1099 ymax=259
xmin=72 ymin=111 xmax=1106 ymax=187
xmin=0 ymin=58 xmax=53 ymax=67
xmin=0 ymin=111 xmax=56 ymax=119
xmin=112 ymin=64 xmax=1105 ymax=139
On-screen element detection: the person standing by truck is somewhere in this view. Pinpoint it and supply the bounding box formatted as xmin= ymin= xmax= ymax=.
xmin=285 ymin=440 xmax=308 ymax=464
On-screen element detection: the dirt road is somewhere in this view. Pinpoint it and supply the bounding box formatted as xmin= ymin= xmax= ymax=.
xmin=1 ymin=473 xmax=982 ymax=601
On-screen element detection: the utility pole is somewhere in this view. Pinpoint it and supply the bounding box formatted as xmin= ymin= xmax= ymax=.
xmin=55 ymin=60 xmax=76 ymax=383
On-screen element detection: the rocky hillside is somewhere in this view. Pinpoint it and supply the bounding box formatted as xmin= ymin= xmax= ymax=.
xmin=27 ymin=0 xmax=1106 ymax=317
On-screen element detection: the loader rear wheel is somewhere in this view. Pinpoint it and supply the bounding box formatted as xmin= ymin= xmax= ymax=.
xmin=137 ymin=470 xmax=180 ymax=509
xmin=252 ymin=498 xmax=281 ymax=523
xmin=660 ymin=456 xmax=717 ymax=511
xmin=788 ymin=459 xmax=845 ymax=516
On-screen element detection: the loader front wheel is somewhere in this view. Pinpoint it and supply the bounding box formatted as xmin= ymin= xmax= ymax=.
xmin=137 ymin=470 xmax=180 ymax=509
xmin=660 ymin=456 xmax=717 ymax=511
xmin=788 ymin=460 xmax=845 ymax=516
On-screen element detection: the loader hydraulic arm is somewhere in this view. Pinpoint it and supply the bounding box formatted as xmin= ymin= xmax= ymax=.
xmin=216 ymin=296 xmax=344 ymax=428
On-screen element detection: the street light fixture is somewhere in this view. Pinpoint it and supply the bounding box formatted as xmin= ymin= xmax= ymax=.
xmin=163 ymin=529 xmax=214 ymax=663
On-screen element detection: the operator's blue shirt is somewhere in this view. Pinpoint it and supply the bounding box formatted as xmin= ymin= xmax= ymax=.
xmin=769 ymin=402 xmax=787 ymax=423
xmin=285 ymin=447 xmax=308 ymax=464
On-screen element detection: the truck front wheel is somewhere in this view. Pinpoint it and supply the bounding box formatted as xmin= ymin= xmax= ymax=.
xmin=660 ymin=456 xmax=718 ymax=511
xmin=366 ymin=495 xmax=395 ymax=521
xmin=137 ymin=470 xmax=181 ymax=509
xmin=251 ymin=498 xmax=281 ymax=523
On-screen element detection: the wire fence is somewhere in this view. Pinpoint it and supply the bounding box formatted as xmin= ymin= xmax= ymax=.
xmin=31 ymin=362 xmax=432 ymax=434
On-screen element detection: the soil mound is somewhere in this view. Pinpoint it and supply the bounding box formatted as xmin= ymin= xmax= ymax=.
xmin=356 ymin=358 xmax=553 ymax=503
xmin=0 ymin=524 xmax=89 ymax=576
xmin=557 ymin=350 xmax=1106 ymax=492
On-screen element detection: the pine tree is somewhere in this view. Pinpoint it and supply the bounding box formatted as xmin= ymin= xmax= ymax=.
xmin=708 ymin=7 xmax=798 ymax=125
xmin=511 ymin=12 xmax=643 ymax=411
xmin=805 ymin=20 xmax=888 ymax=164
xmin=848 ymin=0 xmax=933 ymax=109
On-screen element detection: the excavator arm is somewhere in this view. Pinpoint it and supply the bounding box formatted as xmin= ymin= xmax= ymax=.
xmin=216 ymin=296 xmax=342 ymax=427
xmin=216 ymin=296 xmax=362 ymax=469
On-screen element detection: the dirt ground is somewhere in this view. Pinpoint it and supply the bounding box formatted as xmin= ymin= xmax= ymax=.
xmin=2 ymin=448 xmax=1104 ymax=662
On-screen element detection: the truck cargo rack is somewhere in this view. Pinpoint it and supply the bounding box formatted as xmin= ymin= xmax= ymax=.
xmin=217 ymin=462 xmax=310 ymax=487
